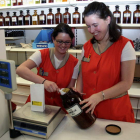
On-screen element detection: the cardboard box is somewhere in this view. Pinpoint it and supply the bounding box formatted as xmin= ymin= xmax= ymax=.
xmin=32 ymin=29 xmax=54 ymax=49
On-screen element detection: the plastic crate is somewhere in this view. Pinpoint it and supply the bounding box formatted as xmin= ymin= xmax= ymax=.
xmin=32 ymin=29 xmax=54 ymax=49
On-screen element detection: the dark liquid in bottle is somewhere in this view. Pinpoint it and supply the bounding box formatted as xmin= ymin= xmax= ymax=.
xmin=0 ymin=12 xmax=5 ymax=26
xmin=18 ymin=10 xmax=24 ymax=25
xmin=60 ymin=88 xmax=96 ymax=129
xmin=12 ymin=12 xmax=18 ymax=26
xmin=133 ymin=5 xmax=140 ymax=24
xmin=5 ymin=12 xmax=11 ymax=26
xmin=123 ymin=5 xmax=131 ymax=24
xmin=47 ymin=8 xmax=54 ymax=24
xmin=25 ymin=10 xmax=32 ymax=25
xmin=55 ymin=8 xmax=62 ymax=24
xmin=13 ymin=0 xmax=17 ymax=6
xmin=113 ymin=5 xmax=121 ymax=24
xmin=73 ymin=7 xmax=80 ymax=24
xmin=39 ymin=11 xmax=46 ymax=25
xmin=63 ymin=8 xmax=71 ymax=24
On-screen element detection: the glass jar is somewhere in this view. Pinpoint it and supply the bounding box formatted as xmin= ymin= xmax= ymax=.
xmin=12 ymin=0 xmax=17 ymax=6
xmin=7 ymin=0 xmax=11 ymax=6
xmin=113 ymin=5 xmax=121 ymax=24
xmin=35 ymin=0 xmax=40 ymax=4
xmin=17 ymin=0 xmax=23 ymax=5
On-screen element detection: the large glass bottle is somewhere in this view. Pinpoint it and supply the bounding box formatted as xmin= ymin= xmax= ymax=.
xmin=41 ymin=0 xmax=46 ymax=3
xmin=12 ymin=0 xmax=17 ymax=6
xmin=12 ymin=12 xmax=18 ymax=26
xmin=49 ymin=0 xmax=53 ymax=3
xmin=32 ymin=10 xmax=39 ymax=25
xmin=73 ymin=7 xmax=80 ymax=24
xmin=6 ymin=0 xmax=11 ymax=6
xmin=17 ymin=0 xmax=23 ymax=5
xmin=5 ymin=12 xmax=11 ymax=26
xmin=25 ymin=10 xmax=32 ymax=25
xmin=0 ymin=0 xmax=6 ymax=7
xmin=0 ymin=12 xmax=5 ymax=26
xmin=123 ymin=5 xmax=131 ymax=24
xmin=47 ymin=8 xmax=54 ymax=25
xmin=133 ymin=5 xmax=140 ymax=24
xmin=18 ymin=10 xmax=24 ymax=25
xmin=39 ymin=10 xmax=46 ymax=25
xmin=35 ymin=0 xmax=40 ymax=4
xmin=60 ymin=88 xmax=96 ymax=129
xmin=113 ymin=5 xmax=121 ymax=24
xmin=55 ymin=8 xmax=62 ymax=24
xmin=63 ymin=8 xmax=71 ymax=24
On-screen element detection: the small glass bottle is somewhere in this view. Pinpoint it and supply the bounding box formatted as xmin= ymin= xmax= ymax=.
xmin=0 ymin=0 xmax=6 ymax=7
xmin=41 ymin=0 xmax=46 ymax=3
xmin=62 ymin=0 xmax=67 ymax=2
xmin=49 ymin=0 xmax=53 ymax=3
xmin=18 ymin=10 xmax=24 ymax=25
xmin=133 ymin=5 xmax=140 ymax=24
xmin=12 ymin=12 xmax=18 ymax=26
xmin=123 ymin=5 xmax=131 ymax=24
xmin=113 ymin=5 xmax=121 ymax=24
xmin=0 ymin=12 xmax=5 ymax=26
xmin=12 ymin=0 xmax=17 ymax=6
xmin=32 ymin=10 xmax=39 ymax=25
xmin=60 ymin=88 xmax=96 ymax=129
xmin=55 ymin=8 xmax=62 ymax=24
xmin=63 ymin=8 xmax=71 ymax=24
xmin=39 ymin=10 xmax=46 ymax=25
xmin=73 ymin=7 xmax=80 ymax=24
xmin=82 ymin=7 xmax=86 ymax=24
xmin=5 ymin=12 xmax=11 ymax=26
xmin=17 ymin=0 xmax=23 ymax=5
xmin=7 ymin=0 xmax=11 ymax=6
xmin=47 ymin=8 xmax=54 ymax=25
xmin=25 ymin=10 xmax=32 ymax=25
xmin=35 ymin=0 xmax=40 ymax=4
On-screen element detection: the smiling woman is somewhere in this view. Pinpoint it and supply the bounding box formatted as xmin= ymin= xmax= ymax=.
xmin=16 ymin=23 xmax=79 ymax=113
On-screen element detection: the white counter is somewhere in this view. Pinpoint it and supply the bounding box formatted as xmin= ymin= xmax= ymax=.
xmin=1 ymin=115 xmax=140 ymax=140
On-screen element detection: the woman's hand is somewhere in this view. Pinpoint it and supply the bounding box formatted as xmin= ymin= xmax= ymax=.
xmin=44 ymin=80 xmax=59 ymax=93
xmin=72 ymin=87 xmax=86 ymax=96
xmin=80 ymin=92 xmax=103 ymax=114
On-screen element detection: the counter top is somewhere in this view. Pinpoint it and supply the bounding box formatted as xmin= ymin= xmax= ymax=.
xmin=1 ymin=115 xmax=140 ymax=140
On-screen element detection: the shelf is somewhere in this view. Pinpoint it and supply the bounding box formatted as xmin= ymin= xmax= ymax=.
xmin=128 ymin=83 xmax=140 ymax=98
xmin=5 ymin=37 xmax=25 ymax=40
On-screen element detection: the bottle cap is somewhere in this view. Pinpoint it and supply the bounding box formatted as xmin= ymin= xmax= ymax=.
xmin=105 ymin=124 xmax=121 ymax=135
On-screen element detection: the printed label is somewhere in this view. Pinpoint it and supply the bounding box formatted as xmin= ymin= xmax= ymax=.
xmin=18 ymin=17 xmax=23 ymax=21
xmin=13 ymin=0 xmax=16 ymax=3
xmin=56 ymin=15 xmax=60 ymax=18
xmin=66 ymin=104 xmax=82 ymax=117
xmin=0 ymin=18 xmax=3 ymax=22
xmin=47 ymin=15 xmax=53 ymax=19
xmin=64 ymin=15 xmax=69 ymax=18
xmin=114 ymin=13 xmax=120 ymax=18
xmin=12 ymin=17 xmax=17 ymax=22
xmin=134 ymin=13 xmax=140 ymax=17
xmin=32 ymin=16 xmax=37 ymax=21
xmin=73 ymin=14 xmax=79 ymax=18
xmin=5 ymin=18 xmax=9 ymax=21
xmin=39 ymin=15 xmax=45 ymax=20
xmin=124 ymin=13 xmax=130 ymax=17
xmin=1 ymin=0 xmax=4 ymax=4
xmin=18 ymin=0 xmax=22 ymax=2
xmin=25 ymin=17 xmax=29 ymax=20
xmin=32 ymin=101 xmax=42 ymax=106
xmin=7 ymin=0 xmax=10 ymax=4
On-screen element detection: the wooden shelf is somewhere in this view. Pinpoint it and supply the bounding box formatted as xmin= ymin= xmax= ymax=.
xmin=5 ymin=37 xmax=25 ymax=40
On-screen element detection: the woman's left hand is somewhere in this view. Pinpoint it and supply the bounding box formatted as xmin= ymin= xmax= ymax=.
xmin=79 ymin=92 xmax=103 ymax=114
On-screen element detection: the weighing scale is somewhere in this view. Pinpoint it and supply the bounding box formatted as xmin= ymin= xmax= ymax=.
xmin=0 ymin=59 xmax=66 ymax=139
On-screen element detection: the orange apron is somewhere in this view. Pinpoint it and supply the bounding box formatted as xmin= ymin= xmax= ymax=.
xmin=82 ymin=36 xmax=135 ymax=122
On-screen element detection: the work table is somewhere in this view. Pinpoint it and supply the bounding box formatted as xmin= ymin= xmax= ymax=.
xmin=1 ymin=115 xmax=140 ymax=140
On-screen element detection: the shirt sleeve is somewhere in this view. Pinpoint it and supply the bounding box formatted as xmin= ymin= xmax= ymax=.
xmin=29 ymin=51 xmax=42 ymax=67
xmin=121 ymin=41 xmax=136 ymax=62
xmin=72 ymin=61 xmax=79 ymax=79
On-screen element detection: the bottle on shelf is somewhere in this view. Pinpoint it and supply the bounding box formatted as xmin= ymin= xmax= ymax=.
xmin=0 ymin=0 xmax=6 ymax=7
xmin=17 ymin=0 xmax=23 ymax=5
xmin=56 ymin=0 xmax=61 ymax=2
xmin=133 ymin=5 xmax=140 ymax=24
xmin=113 ymin=5 xmax=121 ymax=24
xmin=5 ymin=12 xmax=12 ymax=26
xmin=73 ymin=7 xmax=80 ymax=24
xmin=62 ymin=0 xmax=67 ymax=2
xmin=35 ymin=0 xmax=40 ymax=4
xmin=63 ymin=8 xmax=71 ymax=24
xmin=39 ymin=10 xmax=46 ymax=25
xmin=32 ymin=10 xmax=39 ymax=25
xmin=27 ymin=0 xmax=34 ymax=5
xmin=12 ymin=0 xmax=17 ymax=6
xmin=0 ymin=12 xmax=5 ymax=26
xmin=25 ymin=10 xmax=32 ymax=25
xmin=12 ymin=12 xmax=18 ymax=26
xmin=123 ymin=5 xmax=131 ymax=24
xmin=47 ymin=8 xmax=54 ymax=25
xmin=55 ymin=8 xmax=62 ymax=24
xmin=82 ymin=7 xmax=86 ymax=24
xmin=18 ymin=10 xmax=24 ymax=25
xmin=6 ymin=0 xmax=11 ymax=6
xmin=59 ymin=88 xmax=96 ymax=129
xmin=41 ymin=0 xmax=46 ymax=3
xmin=48 ymin=0 xmax=54 ymax=3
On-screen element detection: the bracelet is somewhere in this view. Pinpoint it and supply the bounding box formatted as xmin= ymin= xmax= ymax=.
xmin=101 ymin=91 xmax=105 ymax=100
xmin=42 ymin=79 xmax=46 ymax=84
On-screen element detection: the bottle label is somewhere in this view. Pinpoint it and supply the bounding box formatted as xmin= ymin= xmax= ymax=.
xmin=64 ymin=15 xmax=69 ymax=18
xmin=13 ymin=0 xmax=16 ymax=3
xmin=73 ymin=14 xmax=79 ymax=18
xmin=56 ymin=15 xmax=60 ymax=18
xmin=134 ymin=13 xmax=140 ymax=17
xmin=32 ymin=16 xmax=37 ymax=21
xmin=0 ymin=18 xmax=3 ymax=22
xmin=5 ymin=18 xmax=9 ymax=21
xmin=124 ymin=13 xmax=130 ymax=17
xmin=7 ymin=0 xmax=10 ymax=4
xmin=35 ymin=0 xmax=39 ymax=1
xmin=18 ymin=17 xmax=23 ymax=21
xmin=39 ymin=15 xmax=45 ymax=20
xmin=47 ymin=15 xmax=53 ymax=19
xmin=18 ymin=0 xmax=22 ymax=2
xmin=1 ymin=0 xmax=4 ymax=4
xmin=25 ymin=17 xmax=29 ymax=20
xmin=114 ymin=13 xmax=120 ymax=18
xmin=66 ymin=103 xmax=83 ymax=117
xmin=12 ymin=17 xmax=17 ymax=22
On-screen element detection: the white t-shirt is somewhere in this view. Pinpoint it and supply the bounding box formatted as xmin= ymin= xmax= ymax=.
xmin=81 ymin=41 xmax=136 ymax=61
xmin=29 ymin=52 xmax=79 ymax=79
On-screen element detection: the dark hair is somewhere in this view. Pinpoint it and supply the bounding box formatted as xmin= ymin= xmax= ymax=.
xmin=52 ymin=23 xmax=74 ymax=40
xmin=83 ymin=1 xmax=122 ymax=43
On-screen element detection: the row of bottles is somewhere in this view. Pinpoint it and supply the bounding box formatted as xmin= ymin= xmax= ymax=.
xmin=113 ymin=5 xmax=140 ymax=24
xmin=0 ymin=7 xmax=81 ymax=26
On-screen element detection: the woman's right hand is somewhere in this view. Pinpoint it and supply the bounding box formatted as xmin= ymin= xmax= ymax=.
xmin=44 ymin=80 xmax=59 ymax=93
